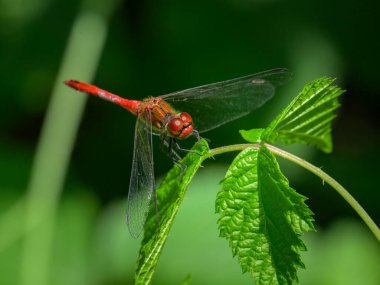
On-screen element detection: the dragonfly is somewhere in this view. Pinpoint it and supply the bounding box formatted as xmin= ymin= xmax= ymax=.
xmin=65 ymin=68 xmax=292 ymax=238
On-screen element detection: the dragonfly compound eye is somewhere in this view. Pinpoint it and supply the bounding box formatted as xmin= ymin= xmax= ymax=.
xmin=169 ymin=118 xmax=184 ymax=136
xmin=169 ymin=113 xmax=193 ymax=139
xmin=180 ymin=112 xmax=192 ymax=124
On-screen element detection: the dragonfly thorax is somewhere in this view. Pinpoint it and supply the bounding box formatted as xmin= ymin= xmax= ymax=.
xmin=140 ymin=97 xmax=194 ymax=139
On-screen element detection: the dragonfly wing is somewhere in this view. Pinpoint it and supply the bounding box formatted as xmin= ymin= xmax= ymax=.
xmin=126 ymin=110 xmax=155 ymax=238
xmin=161 ymin=68 xmax=292 ymax=133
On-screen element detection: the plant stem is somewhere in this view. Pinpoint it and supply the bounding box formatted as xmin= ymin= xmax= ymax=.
xmin=19 ymin=3 xmax=118 ymax=285
xmin=206 ymin=143 xmax=257 ymax=157
xmin=265 ymin=143 xmax=380 ymax=242
xmin=207 ymin=143 xmax=380 ymax=242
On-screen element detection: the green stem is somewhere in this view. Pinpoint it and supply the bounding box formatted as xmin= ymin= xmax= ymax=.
xmin=206 ymin=143 xmax=257 ymax=157
xmin=19 ymin=2 xmax=118 ymax=285
xmin=207 ymin=143 xmax=380 ymax=242
xmin=265 ymin=143 xmax=380 ymax=242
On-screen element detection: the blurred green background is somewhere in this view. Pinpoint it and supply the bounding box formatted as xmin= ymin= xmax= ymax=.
xmin=1 ymin=0 xmax=379 ymax=284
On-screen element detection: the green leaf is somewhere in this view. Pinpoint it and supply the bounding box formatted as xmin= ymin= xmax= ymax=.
xmin=134 ymin=140 xmax=209 ymax=285
xmin=262 ymin=78 xmax=345 ymax=153
xmin=240 ymin=128 xmax=265 ymax=143
xmin=216 ymin=145 xmax=315 ymax=285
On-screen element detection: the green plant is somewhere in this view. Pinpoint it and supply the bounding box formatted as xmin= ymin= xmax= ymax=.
xmin=134 ymin=78 xmax=380 ymax=285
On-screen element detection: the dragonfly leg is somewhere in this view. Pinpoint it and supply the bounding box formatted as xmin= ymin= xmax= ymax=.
xmin=169 ymin=138 xmax=185 ymax=161
xmin=192 ymin=129 xmax=210 ymax=147
xmin=167 ymin=139 xmax=189 ymax=174
xmin=160 ymin=137 xmax=190 ymax=174
xmin=192 ymin=129 xmax=202 ymax=142
xmin=173 ymin=139 xmax=202 ymax=155
xmin=174 ymin=136 xmax=209 ymax=158
xmin=161 ymin=136 xmax=183 ymax=162
xmin=159 ymin=132 xmax=168 ymax=153
xmin=160 ymin=136 xmax=192 ymax=173
xmin=168 ymin=142 xmax=187 ymax=172
xmin=174 ymin=159 xmax=187 ymax=174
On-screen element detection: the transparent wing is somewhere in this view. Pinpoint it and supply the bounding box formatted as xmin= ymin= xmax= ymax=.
xmin=160 ymin=68 xmax=293 ymax=133
xmin=126 ymin=110 xmax=155 ymax=238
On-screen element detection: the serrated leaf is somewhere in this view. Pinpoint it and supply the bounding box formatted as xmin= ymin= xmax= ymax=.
xmin=216 ymin=145 xmax=315 ymax=285
xmin=134 ymin=140 xmax=208 ymax=285
xmin=240 ymin=128 xmax=265 ymax=143
xmin=262 ymin=78 xmax=344 ymax=153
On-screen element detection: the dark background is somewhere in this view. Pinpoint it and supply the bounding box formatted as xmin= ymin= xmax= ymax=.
xmin=1 ymin=0 xmax=379 ymax=284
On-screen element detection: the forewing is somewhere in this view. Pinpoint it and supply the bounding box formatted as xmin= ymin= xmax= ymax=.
xmin=161 ymin=68 xmax=293 ymax=133
xmin=126 ymin=110 xmax=155 ymax=238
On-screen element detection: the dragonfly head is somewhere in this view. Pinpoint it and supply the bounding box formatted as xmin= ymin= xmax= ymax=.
xmin=168 ymin=112 xmax=193 ymax=139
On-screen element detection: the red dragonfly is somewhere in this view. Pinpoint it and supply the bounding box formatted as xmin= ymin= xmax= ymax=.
xmin=65 ymin=68 xmax=292 ymax=238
